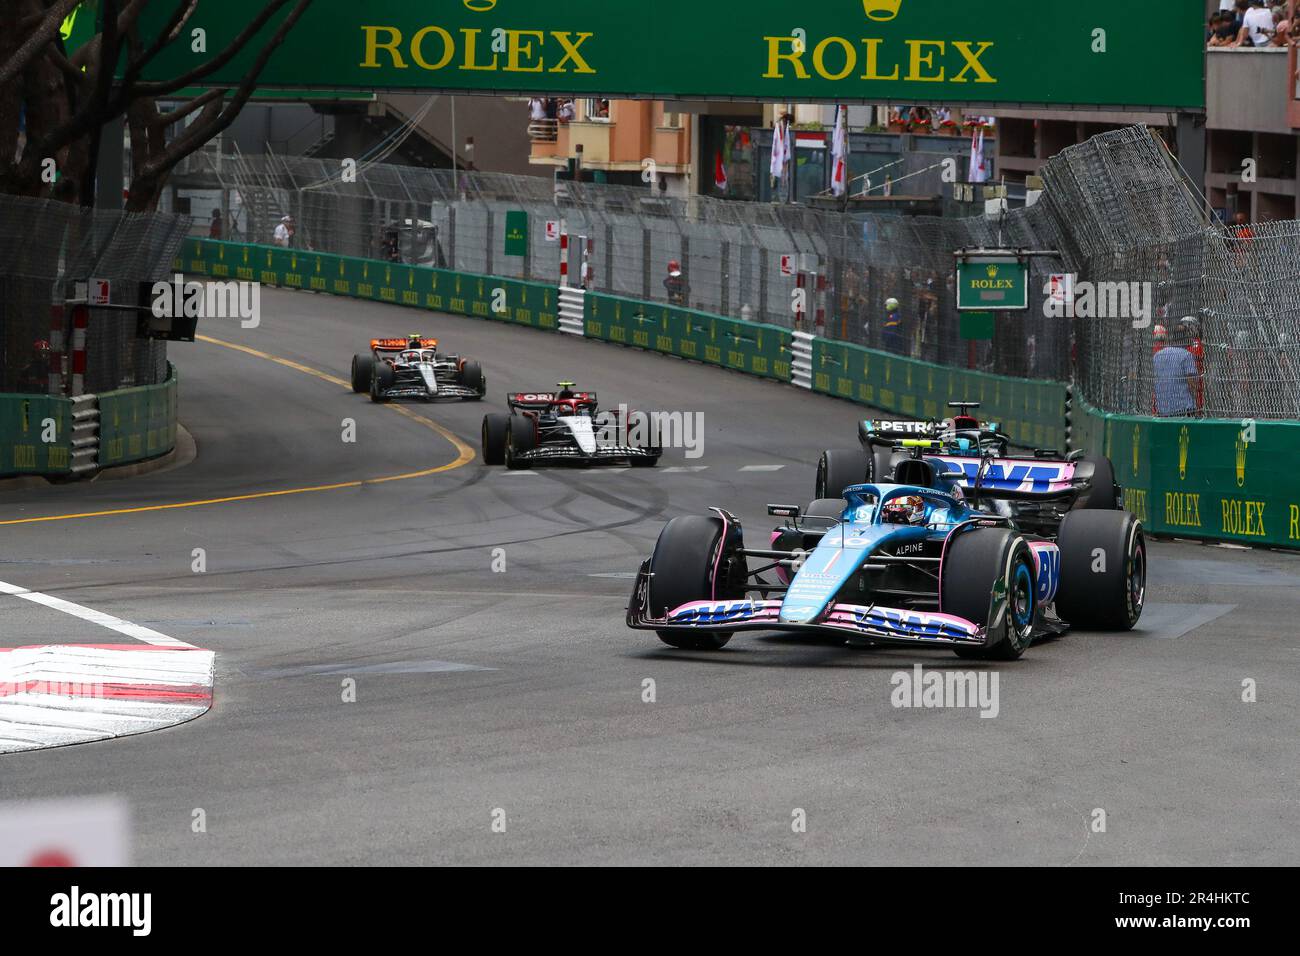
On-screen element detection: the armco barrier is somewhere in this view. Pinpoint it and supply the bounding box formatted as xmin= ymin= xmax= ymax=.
xmin=177 ymin=240 xmax=558 ymax=332
xmin=1072 ymin=399 xmax=1300 ymax=549
xmin=0 ymin=393 xmax=72 ymax=477
xmin=0 ymin=367 xmax=178 ymax=480
xmin=809 ymin=338 xmax=1069 ymax=452
xmin=585 ymin=293 xmax=792 ymax=382
xmin=178 ymin=239 xmax=1299 ymax=550
xmin=97 ymin=367 xmax=179 ymax=470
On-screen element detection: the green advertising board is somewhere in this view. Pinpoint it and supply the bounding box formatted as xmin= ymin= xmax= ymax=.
xmin=504 ymin=211 xmax=529 ymax=258
xmin=129 ymin=1 xmax=1205 ymax=109
xmin=956 ymin=256 xmax=1028 ymax=312
xmin=959 ymin=311 xmax=995 ymax=340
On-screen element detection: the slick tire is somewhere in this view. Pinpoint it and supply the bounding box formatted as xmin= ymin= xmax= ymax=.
xmin=351 ymin=354 xmax=374 ymax=394
xmin=816 ymin=449 xmax=872 ymax=500
xmin=369 ymin=361 xmax=395 ymax=403
xmin=942 ymin=528 xmax=1037 ymax=661
xmin=1080 ymin=455 xmax=1121 ymax=510
xmin=504 ymin=415 xmax=536 ymax=470
xmin=481 ymin=413 xmax=509 ymax=466
xmin=650 ymin=515 xmax=744 ymax=651
xmin=459 ymin=360 xmax=485 ymax=399
xmin=1055 ymin=510 xmax=1145 ymax=630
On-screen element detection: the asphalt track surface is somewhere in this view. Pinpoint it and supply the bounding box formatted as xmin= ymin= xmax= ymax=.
xmin=1 ymin=287 xmax=1298 ymax=865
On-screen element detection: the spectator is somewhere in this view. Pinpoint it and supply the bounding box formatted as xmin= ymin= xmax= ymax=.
xmin=273 ymin=215 xmax=294 ymax=247
xmin=663 ymin=260 xmax=689 ymax=306
xmin=882 ymin=296 xmax=905 ymax=354
xmin=17 ymin=339 xmax=51 ymax=393
xmin=209 ymin=208 xmax=223 ymax=240
xmin=1238 ymin=0 xmax=1274 ymax=47
xmin=1153 ymin=325 xmax=1200 ymax=417
xmin=557 ymin=99 xmax=575 ymax=122
xmin=528 ymin=97 xmax=546 ymax=122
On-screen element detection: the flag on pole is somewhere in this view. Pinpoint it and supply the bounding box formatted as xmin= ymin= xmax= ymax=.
xmin=715 ymin=150 xmax=728 ymax=193
xmin=770 ymin=117 xmax=788 ymax=181
xmin=830 ymin=105 xmax=849 ymax=197
xmin=968 ymin=127 xmax=989 ymax=183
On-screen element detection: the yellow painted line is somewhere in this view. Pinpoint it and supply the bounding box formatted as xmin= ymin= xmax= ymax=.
xmin=0 ymin=336 xmax=476 ymax=526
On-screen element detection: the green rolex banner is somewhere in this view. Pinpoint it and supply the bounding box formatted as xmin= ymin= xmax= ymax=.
xmin=504 ymin=211 xmax=529 ymax=258
xmin=127 ymin=1 xmax=1205 ymax=109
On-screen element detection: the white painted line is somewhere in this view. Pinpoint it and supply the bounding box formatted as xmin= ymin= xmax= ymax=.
xmin=662 ymin=466 xmax=709 ymax=473
xmin=739 ymin=465 xmax=784 ymax=472
xmin=588 ymin=572 xmax=639 ymax=579
xmin=0 ymin=580 xmax=195 ymax=649
xmin=497 ymin=470 xmax=539 ymax=476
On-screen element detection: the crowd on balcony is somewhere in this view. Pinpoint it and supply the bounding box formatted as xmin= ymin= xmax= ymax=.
xmin=1208 ymin=1 xmax=1297 ymax=48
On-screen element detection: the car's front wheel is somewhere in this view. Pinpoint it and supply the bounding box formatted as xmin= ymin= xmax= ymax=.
xmin=942 ymin=528 xmax=1037 ymax=661
xmin=649 ymin=515 xmax=746 ymax=651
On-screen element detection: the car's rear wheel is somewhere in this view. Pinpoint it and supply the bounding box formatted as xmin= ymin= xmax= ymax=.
xmin=505 ymin=415 xmax=536 ymax=470
xmin=459 ymin=360 xmax=485 ymax=399
xmin=649 ymin=515 xmax=745 ymax=651
xmin=1080 ymin=455 xmax=1120 ymax=510
xmin=942 ymin=528 xmax=1037 ymax=661
xmin=350 ymin=354 xmax=373 ymax=394
xmin=481 ymin=413 xmax=509 ymax=466
xmin=1055 ymin=510 xmax=1145 ymax=630
xmin=816 ymin=448 xmax=872 ymax=499
xmin=369 ymin=361 xmax=394 ymax=403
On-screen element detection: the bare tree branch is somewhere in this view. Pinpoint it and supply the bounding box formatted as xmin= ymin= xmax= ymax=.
xmin=0 ymin=0 xmax=81 ymax=91
xmin=134 ymin=0 xmax=313 ymax=191
xmin=132 ymin=0 xmax=294 ymax=98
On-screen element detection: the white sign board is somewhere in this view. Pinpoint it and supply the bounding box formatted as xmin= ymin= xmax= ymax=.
xmin=1048 ymin=273 xmax=1075 ymax=309
xmin=545 ymin=220 xmax=560 ymax=242
xmin=780 ymin=254 xmax=795 ymax=277
xmin=90 ymin=278 xmax=111 ymax=305
xmin=0 ymin=796 xmax=129 ymax=866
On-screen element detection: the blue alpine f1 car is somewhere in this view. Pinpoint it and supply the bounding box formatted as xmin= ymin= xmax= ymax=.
xmin=627 ymin=448 xmax=1145 ymax=660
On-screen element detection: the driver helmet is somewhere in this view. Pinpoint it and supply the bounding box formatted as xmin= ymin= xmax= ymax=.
xmin=407 ymin=333 xmax=423 ymax=350
xmin=556 ymin=381 xmax=577 ymax=400
xmin=883 ymin=495 xmax=925 ymax=525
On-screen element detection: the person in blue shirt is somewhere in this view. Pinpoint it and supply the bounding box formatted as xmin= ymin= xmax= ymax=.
xmin=1153 ymin=326 xmax=1200 ymax=417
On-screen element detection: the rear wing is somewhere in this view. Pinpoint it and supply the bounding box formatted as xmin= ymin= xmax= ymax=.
xmin=507 ymin=391 xmax=598 ymax=411
xmin=858 ymin=419 xmax=938 ymax=445
xmin=927 ymin=455 xmax=1081 ymax=500
xmin=372 ymin=337 xmax=437 ymax=351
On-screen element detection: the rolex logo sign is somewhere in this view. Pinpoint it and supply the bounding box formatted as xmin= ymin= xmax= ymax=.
xmin=863 ymin=0 xmax=904 ymax=21
xmin=1235 ymin=436 xmax=1248 ymax=488
xmin=1178 ymin=425 xmax=1190 ymax=481
xmin=464 ymin=0 xmax=497 ymax=10
xmin=986 ymin=264 xmax=998 ymax=278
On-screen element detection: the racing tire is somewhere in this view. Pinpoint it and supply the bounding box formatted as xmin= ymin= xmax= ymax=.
xmin=369 ymin=361 xmax=395 ymax=403
xmin=816 ymin=449 xmax=872 ymax=500
xmin=624 ymin=410 xmax=661 ymax=467
xmin=874 ymin=446 xmax=898 ymax=483
xmin=942 ymin=528 xmax=1037 ymax=661
xmin=459 ymin=360 xmax=485 ymax=399
xmin=350 ymin=354 xmax=374 ymax=394
xmin=504 ymin=414 xmax=537 ymax=470
xmin=649 ymin=515 xmax=745 ymax=651
xmin=1080 ymin=455 xmax=1121 ymax=510
xmin=1055 ymin=510 xmax=1145 ymax=630
xmin=481 ymin=413 xmax=509 ymax=466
